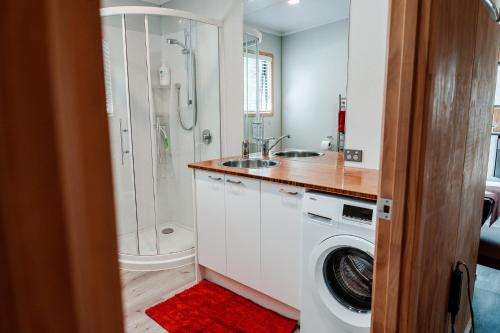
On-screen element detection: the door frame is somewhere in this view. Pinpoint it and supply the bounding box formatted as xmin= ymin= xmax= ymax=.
xmin=371 ymin=0 xmax=421 ymax=331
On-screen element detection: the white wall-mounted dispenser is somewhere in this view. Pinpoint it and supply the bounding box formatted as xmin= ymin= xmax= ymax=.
xmin=159 ymin=65 xmax=170 ymax=87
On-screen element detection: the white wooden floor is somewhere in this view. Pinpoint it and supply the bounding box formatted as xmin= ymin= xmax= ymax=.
xmin=120 ymin=264 xmax=196 ymax=333
xmin=120 ymin=264 xmax=299 ymax=333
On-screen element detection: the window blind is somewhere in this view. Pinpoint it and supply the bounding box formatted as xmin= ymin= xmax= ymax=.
xmin=102 ymin=40 xmax=114 ymax=115
xmin=244 ymin=53 xmax=273 ymax=114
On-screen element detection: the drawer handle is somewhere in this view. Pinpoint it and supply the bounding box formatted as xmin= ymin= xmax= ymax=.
xmin=307 ymin=213 xmax=332 ymax=223
xmin=280 ymin=189 xmax=298 ymax=196
xmin=309 ymin=197 xmax=318 ymax=201
xmin=208 ymin=175 xmax=222 ymax=181
xmin=226 ymin=179 xmax=242 ymax=184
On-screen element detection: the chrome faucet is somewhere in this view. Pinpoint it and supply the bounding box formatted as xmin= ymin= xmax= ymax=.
xmin=262 ymin=134 xmax=291 ymax=158
xmin=242 ymin=139 xmax=250 ymax=159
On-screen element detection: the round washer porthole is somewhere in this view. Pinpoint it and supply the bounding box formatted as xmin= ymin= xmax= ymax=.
xmin=323 ymin=246 xmax=373 ymax=313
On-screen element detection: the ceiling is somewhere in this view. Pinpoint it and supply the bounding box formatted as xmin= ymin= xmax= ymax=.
xmin=244 ymin=0 xmax=350 ymax=36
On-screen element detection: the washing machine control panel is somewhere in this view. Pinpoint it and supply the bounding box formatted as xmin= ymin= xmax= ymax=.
xmin=340 ymin=199 xmax=377 ymax=229
xmin=303 ymin=191 xmax=377 ymax=229
xmin=342 ymin=204 xmax=373 ymax=224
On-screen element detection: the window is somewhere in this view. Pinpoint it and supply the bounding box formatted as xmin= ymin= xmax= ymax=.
xmin=493 ymin=62 xmax=500 ymax=133
xmin=495 ymin=62 xmax=500 ymax=107
xmin=244 ymin=51 xmax=274 ymax=115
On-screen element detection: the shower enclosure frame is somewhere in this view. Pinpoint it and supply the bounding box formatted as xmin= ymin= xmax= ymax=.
xmin=100 ymin=7 xmax=222 ymax=27
xmin=101 ymin=6 xmax=222 ymax=271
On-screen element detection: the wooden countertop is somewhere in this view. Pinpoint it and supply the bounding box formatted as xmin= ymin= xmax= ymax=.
xmin=188 ymin=152 xmax=379 ymax=201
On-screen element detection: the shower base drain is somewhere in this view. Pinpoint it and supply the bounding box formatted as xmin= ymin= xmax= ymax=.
xmin=161 ymin=227 xmax=174 ymax=235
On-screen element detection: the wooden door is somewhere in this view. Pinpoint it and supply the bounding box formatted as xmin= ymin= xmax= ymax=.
xmin=372 ymin=0 xmax=500 ymax=332
xmin=0 ymin=1 xmax=124 ymax=332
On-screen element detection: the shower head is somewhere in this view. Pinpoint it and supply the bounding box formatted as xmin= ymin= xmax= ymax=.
xmin=166 ymin=38 xmax=186 ymax=48
xmin=166 ymin=38 xmax=190 ymax=54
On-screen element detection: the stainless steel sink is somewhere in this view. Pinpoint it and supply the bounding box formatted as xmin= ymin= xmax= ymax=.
xmin=220 ymin=159 xmax=280 ymax=169
xmin=272 ymin=150 xmax=324 ymax=158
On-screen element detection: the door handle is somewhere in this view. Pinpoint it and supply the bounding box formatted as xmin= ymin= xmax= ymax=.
xmin=226 ymin=179 xmax=242 ymax=185
xmin=307 ymin=212 xmax=332 ymax=224
xmin=119 ymin=119 xmax=130 ymax=165
xmin=279 ymin=189 xmax=299 ymax=196
xmin=208 ymin=175 xmax=223 ymax=181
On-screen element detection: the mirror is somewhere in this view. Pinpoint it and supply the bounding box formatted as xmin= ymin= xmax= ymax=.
xmin=243 ymin=0 xmax=350 ymax=153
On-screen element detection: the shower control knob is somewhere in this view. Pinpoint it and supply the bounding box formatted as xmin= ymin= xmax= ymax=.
xmin=202 ymin=129 xmax=212 ymax=144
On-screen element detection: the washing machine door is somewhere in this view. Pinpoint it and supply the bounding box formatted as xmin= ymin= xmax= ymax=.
xmin=310 ymin=234 xmax=374 ymax=330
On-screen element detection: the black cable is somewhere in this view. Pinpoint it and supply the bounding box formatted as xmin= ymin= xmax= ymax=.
xmin=456 ymin=261 xmax=475 ymax=333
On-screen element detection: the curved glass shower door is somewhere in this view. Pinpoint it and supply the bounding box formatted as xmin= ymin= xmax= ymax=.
xmin=102 ymin=11 xmax=221 ymax=262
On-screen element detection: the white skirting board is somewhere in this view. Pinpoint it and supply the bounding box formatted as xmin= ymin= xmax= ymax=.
xmin=198 ymin=265 xmax=300 ymax=321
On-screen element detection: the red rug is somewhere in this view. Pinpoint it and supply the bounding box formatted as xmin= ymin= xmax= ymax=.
xmin=146 ymin=280 xmax=298 ymax=333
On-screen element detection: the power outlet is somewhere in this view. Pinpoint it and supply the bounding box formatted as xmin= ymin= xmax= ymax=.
xmin=344 ymin=149 xmax=363 ymax=162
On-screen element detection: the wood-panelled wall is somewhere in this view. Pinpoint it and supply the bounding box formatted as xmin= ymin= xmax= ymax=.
xmin=0 ymin=1 xmax=124 ymax=332
xmin=373 ymin=0 xmax=500 ymax=332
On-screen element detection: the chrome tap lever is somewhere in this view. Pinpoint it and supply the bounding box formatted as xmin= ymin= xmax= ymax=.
xmin=262 ymin=134 xmax=291 ymax=158
xmin=242 ymin=139 xmax=250 ymax=159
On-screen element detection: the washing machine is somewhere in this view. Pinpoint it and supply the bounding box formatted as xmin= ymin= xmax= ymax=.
xmin=300 ymin=191 xmax=377 ymax=333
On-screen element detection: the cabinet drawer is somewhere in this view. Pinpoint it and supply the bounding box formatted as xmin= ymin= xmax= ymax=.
xmin=302 ymin=191 xmax=340 ymax=221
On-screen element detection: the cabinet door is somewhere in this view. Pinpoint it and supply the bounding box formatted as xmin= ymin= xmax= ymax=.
xmin=195 ymin=171 xmax=226 ymax=274
xmin=225 ymin=175 xmax=261 ymax=290
xmin=261 ymin=181 xmax=303 ymax=308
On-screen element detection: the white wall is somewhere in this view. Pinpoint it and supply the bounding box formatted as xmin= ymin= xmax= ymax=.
xmin=344 ymin=0 xmax=389 ymax=169
xmin=282 ymin=20 xmax=349 ymax=151
xmin=164 ymin=0 xmax=244 ymax=156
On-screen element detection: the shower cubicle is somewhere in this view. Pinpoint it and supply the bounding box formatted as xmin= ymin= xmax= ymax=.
xmin=100 ymin=7 xmax=221 ymax=270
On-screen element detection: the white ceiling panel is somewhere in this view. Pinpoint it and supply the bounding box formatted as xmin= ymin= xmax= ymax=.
xmin=244 ymin=0 xmax=350 ymax=36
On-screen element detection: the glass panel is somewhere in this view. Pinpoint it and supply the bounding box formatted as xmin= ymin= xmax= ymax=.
xmin=147 ymin=14 xmax=190 ymax=256
xmin=147 ymin=16 xmax=221 ymax=255
xmin=191 ymin=20 xmax=221 ymax=162
xmin=102 ymin=15 xmax=139 ymax=255
xmin=124 ymin=14 xmax=158 ymax=255
xmin=150 ymin=15 xmax=195 ymax=256
xmin=323 ymin=247 xmax=373 ymax=313
xmin=243 ymin=33 xmax=263 ymax=154
xmin=104 ymin=12 xmax=221 ymax=259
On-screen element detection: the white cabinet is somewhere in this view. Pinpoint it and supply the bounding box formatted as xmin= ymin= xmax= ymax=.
xmin=225 ymin=175 xmax=261 ymax=291
xmin=195 ymin=171 xmax=226 ymax=275
xmin=194 ymin=170 xmax=303 ymax=308
xmin=261 ymin=182 xmax=303 ymax=308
